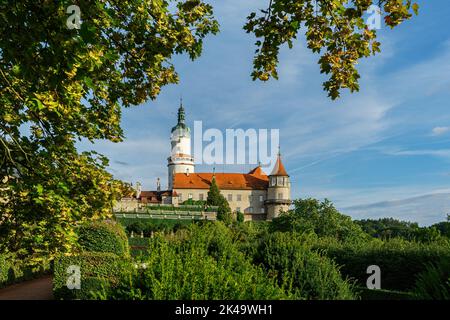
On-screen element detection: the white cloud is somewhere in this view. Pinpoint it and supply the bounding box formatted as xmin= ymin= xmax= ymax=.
xmin=431 ymin=126 xmax=450 ymax=136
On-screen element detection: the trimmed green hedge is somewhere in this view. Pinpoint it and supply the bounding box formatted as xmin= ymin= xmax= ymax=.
xmin=255 ymin=232 xmax=356 ymax=299
xmin=53 ymin=252 xmax=123 ymax=300
xmin=77 ymin=221 xmax=129 ymax=258
xmin=314 ymin=239 xmax=450 ymax=291
xmin=117 ymin=218 xmax=194 ymax=236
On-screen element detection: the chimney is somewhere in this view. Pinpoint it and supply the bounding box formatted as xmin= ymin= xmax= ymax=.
xmin=157 ymin=178 xmax=161 ymax=192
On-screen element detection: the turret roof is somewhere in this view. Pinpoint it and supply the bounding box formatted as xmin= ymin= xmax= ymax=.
xmin=270 ymin=154 xmax=288 ymax=176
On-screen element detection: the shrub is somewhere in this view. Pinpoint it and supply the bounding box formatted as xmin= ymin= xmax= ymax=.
xmin=412 ymin=258 xmax=450 ymax=300
xmin=53 ymin=252 xmax=123 ymax=300
xmin=256 ymin=232 xmax=356 ymax=299
xmin=0 ymin=254 xmax=14 ymax=286
xmin=236 ymin=211 xmax=245 ymax=223
xmin=77 ymin=221 xmax=129 ymax=258
xmin=0 ymin=253 xmax=50 ymax=288
xmin=271 ymin=198 xmax=369 ymax=243
xmin=314 ymin=238 xmax=450 ymax=291
xmin=116 ymin=218 xmax=193 ymax=236
xmin=95 ymin=223 xmax=289 ymax=300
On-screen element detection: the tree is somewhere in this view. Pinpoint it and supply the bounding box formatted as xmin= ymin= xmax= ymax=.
xmin=236 ymin=211 xmax=245 ymax=224
xmin=270 ymin=198 xmax=368 ymax=242
xmin=245 ymin=0 xmax=419 ymax=99
xmin=356 ymin=218 xmax=420 ymax=240
xmin=0 ymin=0 xmax=218 ymax=263
xmin=206 ymin=177 xmax=232 ymax=224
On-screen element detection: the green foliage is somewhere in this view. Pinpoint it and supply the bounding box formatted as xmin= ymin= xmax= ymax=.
xmin=357 ymin=218 xmax=445 ymax=242
xmin=0 ymin=0 xmax=218 ymax=264
xmin=117 ymin=218 xmax=193 ymax=236
xmin=356 ymin=218 xmax=420 ymax=240
xmin=77 ymin=221 xmax=129 ymax=258
xmin=97 ymin=223 xmax=289 ymax=300
xmin=207 ymin=177 xmax=232 ymax=224
xmin=413 ymin=259 xmax=450 ymax=300
xmin=271 ymin=198 xmax=369 ymax=242
xmin=236 ymin=211 xmax=245 ymax=223
xmin=255 ymin=232 xmax=356 ymax=300
xmin=244 ymin=0 xmax=419 ymax=99
xmin=53 ymin=252 xmax=124 ymax=300
xmin=0 ymin=252 xmax=50 ymax=288
xmin=314 ymin=238 xmax=450 ymax=291
xmin=181 ymin=199 xmax=207 ymax=206
xmin=431 ymin=220 xmax=450 ymax=238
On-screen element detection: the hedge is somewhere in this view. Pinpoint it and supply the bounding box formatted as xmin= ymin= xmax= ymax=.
xmin=77 ymin=221 xmax=129 ymax=258
xmin=255 ymin=232 xmax=356 ymax=299
xmin=0 ymin=253 xmax=50 ymax=288
xmin=117 ymin=218 xmax=194 ymax=236
xmin=53 ymin=252 xmax=123 ymax=300
xmin=314 ymin=239 xmax=450 ymax=291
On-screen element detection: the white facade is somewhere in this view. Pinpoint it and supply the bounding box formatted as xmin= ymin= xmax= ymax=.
xmin=167 ymin=104 xmax=195 ymax=189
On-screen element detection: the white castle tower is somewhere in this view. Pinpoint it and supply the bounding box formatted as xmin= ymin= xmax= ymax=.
xmin=266 ymin=151 xmax=291 ymax=220
xmin=167 ymin=101 xmax=195 ymax=189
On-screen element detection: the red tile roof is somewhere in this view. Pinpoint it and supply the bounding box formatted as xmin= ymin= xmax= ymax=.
xmin=139 ymin=190 xmax=172 ymax=203
xmin=270 ymin=155 xmax=288 ymax=176
xmin=173 ymin=167 xmax=268 ymax=190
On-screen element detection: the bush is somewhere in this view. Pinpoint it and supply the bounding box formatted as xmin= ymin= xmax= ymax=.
xmin=77 ymin=221 xmax=129 ymax=258
xmin=236 ymin=211 xmax=245 ymax=223
xmin=0 ymin=253 xmax=50 ymax=288
xmin=271 ymin=198 xmax=369 ymax=243
xmin=412 ymin=258 xmax=450 ymax=300
xmin=117 ymin=218 xmax=193 ymax=236
xmin=314 ymin=238 xmax=450 ymax=291
xmin=0 ymin=254 xmax=15 ymax=287
xmin=95 ymin=223 xmax=290 ymax=300
xmin=53 ymin=252 xmax=123 ymax=300
xmin=255 ymin=232 xmax=356 ymax=299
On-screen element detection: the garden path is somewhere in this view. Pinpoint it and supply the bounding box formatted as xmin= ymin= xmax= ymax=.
xmin=0 ymin=275 xmax=53 ymax=300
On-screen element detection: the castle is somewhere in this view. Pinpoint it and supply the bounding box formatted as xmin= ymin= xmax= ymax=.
xmin=117 ymin=102 xmax=291 ymax=221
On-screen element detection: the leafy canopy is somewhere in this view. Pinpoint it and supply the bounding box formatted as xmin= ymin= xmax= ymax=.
xmin=271 ymin=198 xmax=369 ymax=242
xmin=245 ymin=0 xmax=419 ymax=99
xmin=0 ymin=0 xmax=218 ymax=263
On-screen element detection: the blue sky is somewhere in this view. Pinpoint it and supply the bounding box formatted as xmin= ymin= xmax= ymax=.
xmin=79 ymin=0 xmax=450 ymax=225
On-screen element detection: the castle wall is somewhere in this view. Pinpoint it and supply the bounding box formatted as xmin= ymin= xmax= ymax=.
xmin=173 ymin=188 xmax=267 ymax=218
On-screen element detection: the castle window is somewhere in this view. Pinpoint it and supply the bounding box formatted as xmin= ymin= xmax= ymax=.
xmin=188 ymin=193 xmax=193 ymax=199
xmin=199 ymin=193 xmax=204 ymax=201
xmin=236 ymin=207 xmax=241 ymax=212
xmin=261 ymin=207 xmax=265 ymax=213
xmin=259 ymin=195 xmax=264 ymax=202
xmin=247 ymin=207 xmax=253 ymax=213
xmin=179 ymin=193 xmax=183 ymax=201
xmin=228 ymin=194 xmax=233 ymax=201
xmin=277 ymin=177 xmax=283 ymax=185
xmin=237 ymin=194 xmax=242 ymax=201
